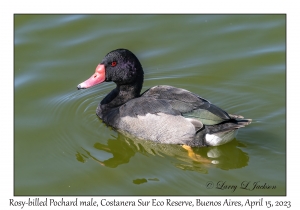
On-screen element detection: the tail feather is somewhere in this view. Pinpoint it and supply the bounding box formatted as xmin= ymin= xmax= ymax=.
xmin=237 ymin=119 xmax=252 ymax=126
xmin=229 ymin=114 xmax=244 ymax=119
xmin=202 ymin=118 xmax=251 ymax=146
xmin=205 ymin=118 xmax=251 ymax=134
xmin=188 ymin=116 xmax=252 ymax=147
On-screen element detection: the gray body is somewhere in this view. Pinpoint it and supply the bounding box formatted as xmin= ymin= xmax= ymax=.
xmin=97 ymin=85 xmax=250 ymax=147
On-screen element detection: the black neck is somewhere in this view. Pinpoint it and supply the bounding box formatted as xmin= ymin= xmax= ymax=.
xmin=101 ymin=85 xmax=135 ymax=107
xmin=100 ymin=75 xmax=143 ymax=109
xmin=99 ymin=64 xmax=144 ymax=118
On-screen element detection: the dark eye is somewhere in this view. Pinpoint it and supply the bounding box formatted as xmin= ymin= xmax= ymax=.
xmin=111 ymin=61 xmax=117 ymax=67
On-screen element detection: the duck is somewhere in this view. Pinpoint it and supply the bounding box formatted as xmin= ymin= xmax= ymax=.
xmin=77 ymin=49 xmax=251 ymax=147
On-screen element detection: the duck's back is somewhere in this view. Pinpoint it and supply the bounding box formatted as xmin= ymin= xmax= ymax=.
xmin=141 ymin=85 xmax=232 ymax=125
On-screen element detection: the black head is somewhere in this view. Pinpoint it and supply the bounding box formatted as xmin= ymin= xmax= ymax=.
xmin=77 ymin=49 xmax=144 ymax=90
xmin=101 ymin=49 xmax=144 ymax=85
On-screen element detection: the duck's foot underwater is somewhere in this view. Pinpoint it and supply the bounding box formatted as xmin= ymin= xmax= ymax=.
xmin=182 ymin=145 xmax=219 ymax=164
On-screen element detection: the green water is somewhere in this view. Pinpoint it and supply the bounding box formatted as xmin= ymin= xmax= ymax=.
xmin=14 ymin=14 xmax=285 ymax=195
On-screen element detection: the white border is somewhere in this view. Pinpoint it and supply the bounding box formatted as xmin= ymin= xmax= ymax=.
xmin=3 ymin=0 xmax=298 ymax=209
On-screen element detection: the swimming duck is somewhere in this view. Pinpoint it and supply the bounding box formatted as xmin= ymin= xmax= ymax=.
xmin=77 ymin=49 xmax=251 ymax=147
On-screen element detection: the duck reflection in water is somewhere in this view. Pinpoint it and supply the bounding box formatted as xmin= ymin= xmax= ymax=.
xmin=77 ymin=133 xmax=249 ymax=172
